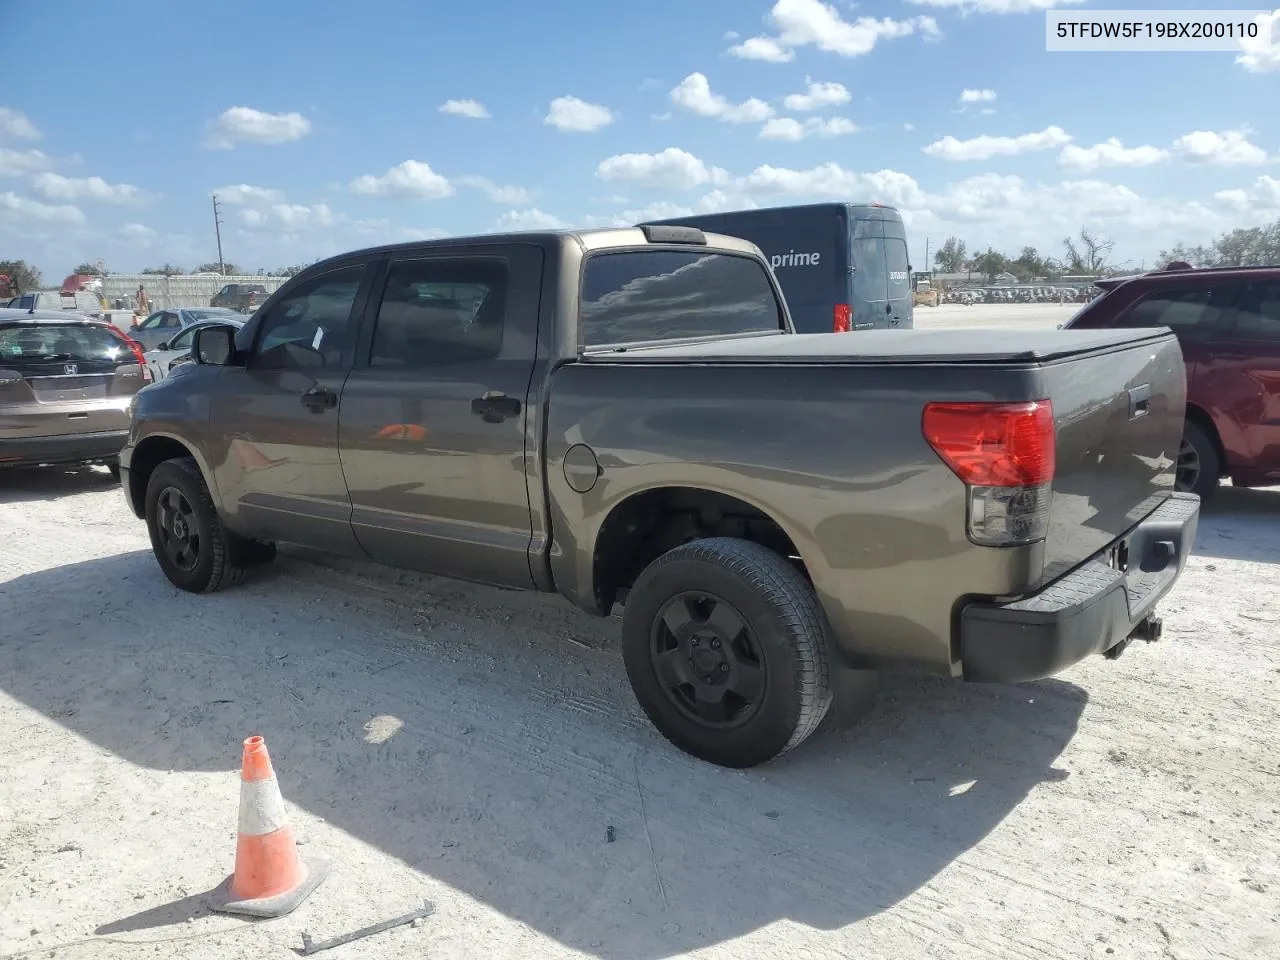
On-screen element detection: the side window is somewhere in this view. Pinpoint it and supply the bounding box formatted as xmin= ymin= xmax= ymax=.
xmin=369 ymin=259 xmax=508 ymax=366
xmin=1228 ymin=282 xmax=1280 ymax=341
xmin=1115 ymin=287 xmax=1228 ymax=338
xmin=160 ymin=312 xmax=182 ymax=329
xmin=581 ymin=250 xmax=783 ymax=346
xmin=169 ymin=327 xmax=197 ymax=351
xmin=252 ymin=265 xmax=365 ymax=370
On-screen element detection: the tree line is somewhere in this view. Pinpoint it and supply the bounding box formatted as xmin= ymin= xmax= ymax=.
xmin=0 ymin=259 xmax=309 ymax=292
xmin=930 ymin=229 xmax=1118 ymax=282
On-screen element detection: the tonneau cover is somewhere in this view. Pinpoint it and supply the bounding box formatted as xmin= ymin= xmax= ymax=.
xmin=586 ymin=327 xmax=1174 ymax=365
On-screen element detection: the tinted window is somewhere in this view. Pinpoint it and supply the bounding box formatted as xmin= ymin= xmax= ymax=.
xmin=885 ymin=238 xmax=910 ymax=301
xmin=1116 ymin=287 xmax=1228 ymax=337
xmin=169 ymin=326 xmax=198 ymax=351
xmin=1229 ymin=282 xmax=1280 ymax=341
xmin=852 ymin=238 xmax=887 ymax=303
xmin=370 ymin=259 xmax=508 ymax=366
xmin=254 ymin=266 xmax=364 ymax=369
xmin=0 ymin=324 xmax=130 ymax=367
xmin=581 ymin=251 xmax=781 ymax=346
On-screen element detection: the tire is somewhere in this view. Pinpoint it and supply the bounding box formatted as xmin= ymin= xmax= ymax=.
xmin=144 ymin=456 xmax=246 ymax=593
xmin=1177 ymin=421 xmax=1221 ymax=501
xmin=106 ymin=461 xmax=121 ymax=482
xmin=621 ymin=537 xmax=833 ymax=768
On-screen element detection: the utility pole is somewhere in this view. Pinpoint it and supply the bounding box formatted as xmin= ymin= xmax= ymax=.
xmin=212 ymin=194 xmax=226 ymax=276
xmin=924 ymin=237 xmax=931 ymax=274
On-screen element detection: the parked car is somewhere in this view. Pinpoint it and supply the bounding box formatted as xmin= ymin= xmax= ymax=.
xmin=129 ymin=307 xmax=242 ymax=351
xmin=142 ymin=317 xmax=245 ymax=382
xmin=210 ymin=283 xmax=270 ymax=314
xmin=0 ymin=308 xmax=150 ymax=477
xmin=121 ymin=226 xmax=1199 ymax=768
xmin=1063 ymin=264 xmax=1280 ymax=498
xmin=7 ymin=290 xmax=105 ymax=317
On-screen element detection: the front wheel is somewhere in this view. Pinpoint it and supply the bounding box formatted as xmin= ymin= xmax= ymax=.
xmin=621 ymin=538 xmax=833 ymax=768
xmin=144 ymin=457 xmax=247 ymax=593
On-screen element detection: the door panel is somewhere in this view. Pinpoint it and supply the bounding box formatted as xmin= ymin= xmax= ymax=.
xmin=208 ymin=263 xmax=372 ymax=552
xmin=1205 ymin=282 xmax=1280 ymax=479
xmin=338 ymin=246 xmax=543 ymax=588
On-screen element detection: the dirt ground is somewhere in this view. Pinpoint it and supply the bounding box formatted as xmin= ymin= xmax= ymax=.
xmin=2 ymin=307 xmax=1279 ymax=959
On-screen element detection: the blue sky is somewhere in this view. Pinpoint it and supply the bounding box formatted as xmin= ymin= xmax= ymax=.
xmin=3 ymin=0 xmax=1276 ymax=278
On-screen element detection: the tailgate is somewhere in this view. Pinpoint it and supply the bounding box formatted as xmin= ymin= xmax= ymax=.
xmin=1037 ymin=331 xmax=1185 ymax=584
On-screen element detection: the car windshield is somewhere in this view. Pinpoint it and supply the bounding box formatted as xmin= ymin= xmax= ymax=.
xmin=0 ymin=323 xmax=129 ymax=362
xmin=185 ymin=309 xmax=236 ymax=320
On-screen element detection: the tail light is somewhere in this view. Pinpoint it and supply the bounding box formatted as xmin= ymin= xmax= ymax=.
xmin=833 ymin=303 xmax=852 ymax=333
xmin=111 ymin=328 xmax=153 ymax=383
xmin=922 ymin=400 xmax=1055 ymax=546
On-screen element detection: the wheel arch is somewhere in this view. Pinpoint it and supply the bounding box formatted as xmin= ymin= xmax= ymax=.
xmin=126 ymin=433 xmax=214 ymax=519
xmin=1184 ymin=403 xmax=1226 ymax=477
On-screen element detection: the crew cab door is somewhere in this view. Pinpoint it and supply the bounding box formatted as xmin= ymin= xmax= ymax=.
xmin=208 ymin=262 xmax=373 ymax=553
xmin=1211 ymin=281 xmax=1280 ymax=482
xmin=337 ymin=245 xmax=543 ymax=588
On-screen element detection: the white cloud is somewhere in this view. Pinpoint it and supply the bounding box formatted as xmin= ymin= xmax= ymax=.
xmin=457 ymin=175 xmax=532 ymax=205
xmin=734 ymin=164 xmax=927 ymax=209
xmin=904 ymin=122 xmax=916 ymax=131
xmin=959 ymin=88 xmax=997 ymax=103
xmin=215 ymin=184 xmax=286 ymax=206
xmin=670 ymin=73 xmax=773 ymax=124
xmin=544 ymin=96 xmax=615 ymax=132
xmin=923 ymin=125 xmax=1072 ymax=161
xmin=349 ymin=160 xmax=455 ymax=199
xmin=1059 ymin=139 xmax=1169 ymax=172
xmin=907 ymin=0 xmax=1084 ymax=12
xmin=0 ymin=191 xmax=84 ymax=224
xmin=438 ymin=98 xmax=490 ymax=119
xmin=119 ymin=223 xmax=157 ymax=240
xmin=205 ymin=106 xmax=311 ymax=149
xmin=1214 ymin=175 xmax=1280 ymax=213
xmin=238 ymin=203 xmax=337 ymax=234
xmin=596 ymin=147 xmax=728 ymax=191
xmin=759 ymin=116 xmax=858 ymax=140
xmin=1173 ymin=129 xmax=1268 ymax=166
xmin=728 ymin=0 xmax=940 ymax=63
xmin=651 ymin=112 xmax=673 ymax=121
xmin=1236 ymin=10 xmax=1280 ymax=72
xmin=493 ymin=208 xmax=569 ymax=231
xmin=728 ymin=36 xmax=795 ymax=62
xmin=0 ymin=147 xmax=51 ymax=177
xmin=30 ymin=172 xmax=146 ymax=205
xmin=782 ymin=79 xmax=851 ymax=111
xmin=0 ymin=107 xmax=40 ymax=140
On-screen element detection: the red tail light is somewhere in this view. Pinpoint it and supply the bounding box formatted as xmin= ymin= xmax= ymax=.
xmin=922 ymin=401 xmax=1055 ymax=486
xmin=833 ymin=303 xmax=852 ymax=333
xmin=923 ymin=401 xmax=1055 ymax=546
xmin=111 ymin=327 xmax=152 ymax=383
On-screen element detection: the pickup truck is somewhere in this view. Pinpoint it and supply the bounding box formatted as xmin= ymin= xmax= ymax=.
xmin=119 ymin=226 xmax=1200 ymax=768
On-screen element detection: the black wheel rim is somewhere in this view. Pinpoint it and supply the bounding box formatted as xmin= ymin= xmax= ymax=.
xmin=649 ymin=592 xmax=766 ymax=729
xmin=156 ymin=486 xmax=201 ymax=572
xmin=1176 ymin=437 xmax=1199 ymax=493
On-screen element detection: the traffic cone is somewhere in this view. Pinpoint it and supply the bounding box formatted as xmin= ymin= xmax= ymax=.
xmin=210 ymin=735 xmax=328 ymax=918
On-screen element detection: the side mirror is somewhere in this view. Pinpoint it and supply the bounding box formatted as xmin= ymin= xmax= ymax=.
xmin=194 ymin=325 xmax=236 ymax=366
xmin=156 ymin=339 xmax=169 ymax=351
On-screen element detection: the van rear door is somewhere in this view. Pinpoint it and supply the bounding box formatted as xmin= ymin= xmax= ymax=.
xmin=849 ymin=217 xmax=913 ymax=330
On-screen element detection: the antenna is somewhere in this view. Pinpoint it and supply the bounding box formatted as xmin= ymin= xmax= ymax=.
xmin=212 ymin=194 xmax=226 ymax=276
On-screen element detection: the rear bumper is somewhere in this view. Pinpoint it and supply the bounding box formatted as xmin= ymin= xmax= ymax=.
xmin=0 ymin=430 xmax=128 ymax=467
xmin=959 ymin=492 xmax=1200 ymax=683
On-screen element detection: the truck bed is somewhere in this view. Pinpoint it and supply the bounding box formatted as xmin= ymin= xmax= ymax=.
xmin=586 ymin=327 xmax=1172 ymax=365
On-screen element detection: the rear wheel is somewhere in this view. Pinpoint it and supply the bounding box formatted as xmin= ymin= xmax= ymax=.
xmin=106 ymin=461 xmax=121 ymax=482
xmin=622 ymin=538 xmax=833 ymax=768
xmin=145 ymin=457 xmax=247 ymax=593
xmin=1176 ymin=421 xmax=1220 ymax=500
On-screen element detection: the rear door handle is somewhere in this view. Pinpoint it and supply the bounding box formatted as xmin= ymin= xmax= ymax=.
xmin=301 ymin=386 xmax=338 ymax=413
xmin=1128 ymin=384 xmax=1151 ymax=420
xmin=470 ymin=391 xmax=521 ymax=423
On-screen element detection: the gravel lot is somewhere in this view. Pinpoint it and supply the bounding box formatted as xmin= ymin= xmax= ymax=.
xmin=2 ymin=306 xmax=1278 ymax=960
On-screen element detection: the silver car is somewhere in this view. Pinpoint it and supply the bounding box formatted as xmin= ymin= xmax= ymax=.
xmin=129 ymin=307 xmax=242 ymax=351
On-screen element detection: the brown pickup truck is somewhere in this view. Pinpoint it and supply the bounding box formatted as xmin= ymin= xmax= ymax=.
xmin=119 ymin=226 xmax=1200 ymax=768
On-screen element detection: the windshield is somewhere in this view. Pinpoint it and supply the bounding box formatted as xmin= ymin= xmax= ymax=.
xmin=581 ymin=250 xmax=783 ymax=346
xmin=0 ymin=323 xmax=131 ymax=368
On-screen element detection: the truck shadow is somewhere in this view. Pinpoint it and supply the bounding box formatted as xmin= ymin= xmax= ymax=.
xmin=0 ymin=550 xmax=1085 ymax=959
xmin=0 ymin=464 xmax=119 ymax=504
xmin=1193 ymin=485 xmax=1280 ymax=565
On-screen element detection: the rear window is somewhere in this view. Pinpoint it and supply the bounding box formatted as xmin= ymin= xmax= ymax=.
xmin=580 ymin=250 xmax=782 ymax=347
xmin=0 ymin=324 xmax=129 ymax=363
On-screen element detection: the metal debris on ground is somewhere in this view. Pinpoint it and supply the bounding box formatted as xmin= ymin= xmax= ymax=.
xmin=296 ymin=901 xmax=435 ymax=955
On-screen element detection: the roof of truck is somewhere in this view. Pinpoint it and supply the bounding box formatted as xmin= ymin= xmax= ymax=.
xmin=299 ymin=227 xmax=765 ymax=275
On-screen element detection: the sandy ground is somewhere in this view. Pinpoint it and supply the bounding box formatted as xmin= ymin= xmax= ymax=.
xmin=2 ymin=309 xmax=1278 ymax=959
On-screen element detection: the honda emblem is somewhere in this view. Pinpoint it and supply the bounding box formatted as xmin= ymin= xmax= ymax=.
xmin=63 ymin=363 xmax=78 ymax=375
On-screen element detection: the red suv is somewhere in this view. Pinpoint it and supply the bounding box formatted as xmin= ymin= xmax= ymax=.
xmin=1064 ymin=264 xmax=1280 ymax=498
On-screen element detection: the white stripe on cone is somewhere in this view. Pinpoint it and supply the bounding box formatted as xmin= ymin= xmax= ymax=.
xmin=238 ymin=776 xmax=289 ymax=837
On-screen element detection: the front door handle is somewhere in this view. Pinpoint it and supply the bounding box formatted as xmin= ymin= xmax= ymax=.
xmin=470 ymin=391 xmax=521 ymax=423
xmin=301 ymin=386 xmax=338 ymax=413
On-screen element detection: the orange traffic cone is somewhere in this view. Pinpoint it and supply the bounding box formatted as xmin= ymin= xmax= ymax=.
xmin=210 ymin=735 xmax=328 ymax=918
